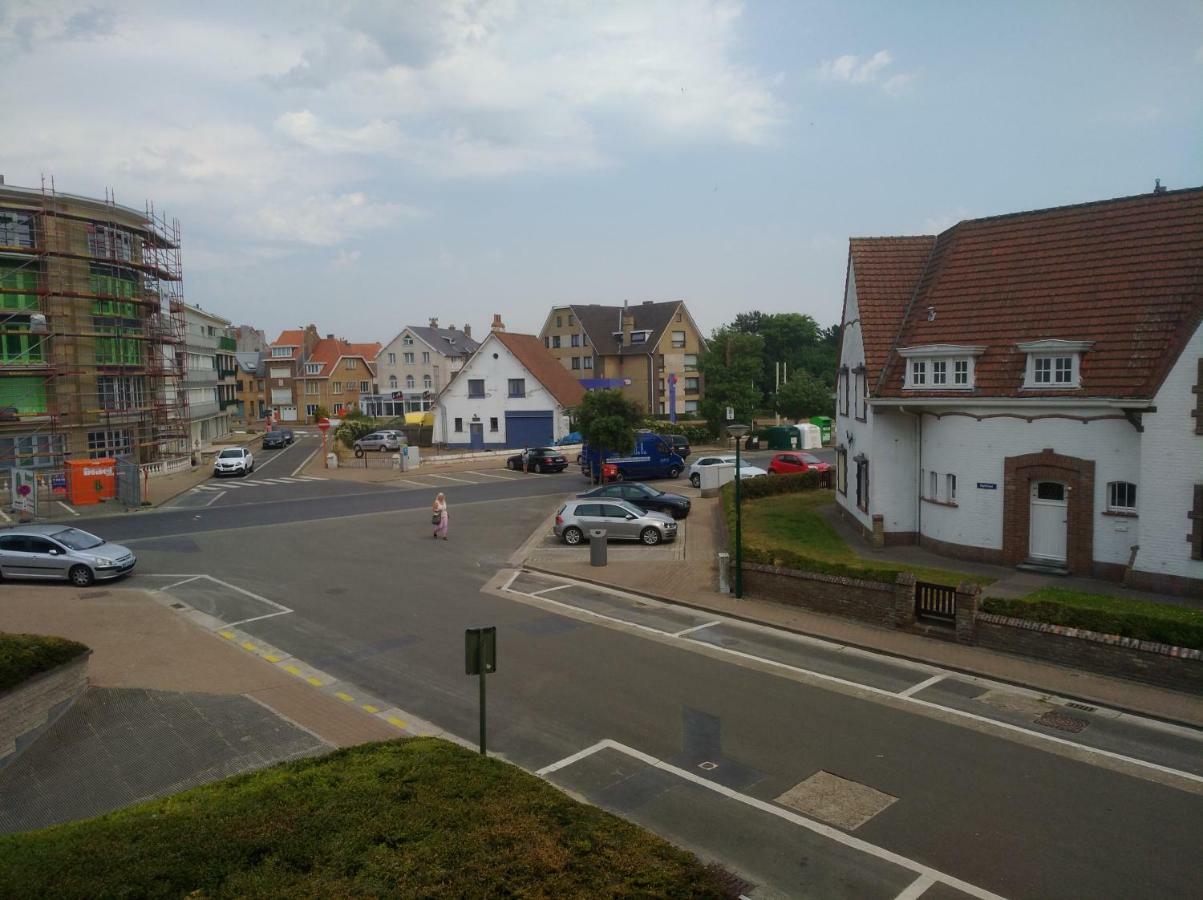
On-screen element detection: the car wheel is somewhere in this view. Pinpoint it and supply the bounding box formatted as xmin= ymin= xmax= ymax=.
xmin=640 ymin=527 xmax=662 ymax=546
xmin=562 ymin=526 xmax=583 ymax=546
xmin=355 ymin=448 xmax=365 ymax=458
xmin=690 ymin=473 xmax=700 ymax=488
xmin=668 ymin=465 xmax=681 ymax=478
xmin=68 ymin=565 xmax=95 ymax=587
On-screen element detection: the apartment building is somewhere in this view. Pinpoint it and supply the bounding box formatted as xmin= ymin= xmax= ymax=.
xmin=180 ymin=303 xmax=235 ymax=448
xmin=233 ymin=352 xmax=265 ymax=423
xmin=0 ymin=180 xmax=189 ymax=472
xmin=367 ymin=320 xmax=479 ymax=418
xmin=538 ymin=301 xmax=707 ymax=415
xmin=266 ymin=325 xmax=320 ymax=423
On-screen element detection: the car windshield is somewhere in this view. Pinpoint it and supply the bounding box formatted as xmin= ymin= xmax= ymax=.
xmin=801 ymin=454 xmax=823 ymax=464
xmin=218 ymin=449 xmax=244 ymax=458
xmin=51 ymin=528 xmax=105 ymax=550
xmin=632 ymin=484 xmax=658 ymax=497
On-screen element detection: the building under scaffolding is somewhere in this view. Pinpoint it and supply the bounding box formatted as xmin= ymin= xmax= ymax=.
xmin=0 ymin=178 xmax=190 ymax=485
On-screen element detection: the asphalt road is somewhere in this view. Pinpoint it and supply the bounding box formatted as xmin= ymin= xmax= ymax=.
xmin=104 ymin=465 xmax=1203 ymax=900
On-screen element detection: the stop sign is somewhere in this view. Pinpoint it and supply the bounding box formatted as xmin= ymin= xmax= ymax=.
xmin=317 ymin=417 xmax=331 ymax=433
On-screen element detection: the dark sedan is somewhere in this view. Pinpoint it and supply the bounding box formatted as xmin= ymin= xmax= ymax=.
xmin=262 ymin=431 xmax=287 ymax=449
xmin=576 ymin=481 xmax=691 ymax=519
xmin=506 ymin=447 xmax=568 ymax=473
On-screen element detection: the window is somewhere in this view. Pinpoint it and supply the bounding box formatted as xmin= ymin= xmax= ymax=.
xmin=552 ymin=335 xmax=561 ymax=349
xmin=571 ymin=334 xmax=580 ymax=347
xmin=571 ymin=357 xmax=581 ymax=370
xmin=630 ymin=331 xmax=647 ymax=344
xmin=388 ymin=375 xmax=398 ymax=389
xmin=508 ymin=378 xmax=525 ymax=398
xmin=403 ymin=336 xmax=413 ymax=345
xmin=1019 ymin=341 xmax=1089 ymax=389
xmin=489 ymin=417 xmax=498 ymax=432
xmin=583 ymin=333 xmax=589 ymax=347
xmin=1191 ymin=486 xmax=1203 ymax=560
xmin=305 ymin=363 xmax=321 ymax=374
xmin=672 ymin=330 xmax=686 ymax=348
xmin=0 ymin=433 xmax=64 ymax=470
xmin=1108 ymin=481 xmax=1137 ymax=513
xmin=556 ymin=315 xmax=562 ymax=328
xmin=932 ymin=360 xmax=946 ymax=385
xmin=583 ymin=356 xmax=593 ymax=370
xmin=87 ymin=429 xmax=131 ymax=459
xmin=305 ymin=381 xmax=319 ymax=395
xmin=0 ymin=210 xmax=36 ymax=249
xmin=838 ymin=367 xmax=849 ymax=416
xmin=0 ymin=324 xmax=45 ymax=364
xmin=468 ymin=379 xmax=485 ymax=398
xmin=544 ymin=336 xmax=550 ymax=348
xmin=954 ymin=360 xmax=969 ymax=385
xmin=684 ymin=353 xmax=697 ymax=370
xmin=359 ymin=381 xmax=369 ymax=393
xmin=947 ymin=474 xmax=957 ymax=502
xmin=403 ymin=352 xmax=415 ymax=364
xmin=929 ymin=469 xmax=938 ymax=498
xmin=454 ymin=417 xmax=463 ymax=432
xmin=854 ymin=367 xmax=867 ymax=420
xmin=568 ymin=314 xmax=575 ymax=326
xmin=836 ymin=447 xmax=848 ymax=495
xmin=97 ymin=376 xmax=145 ymax=411
xmin=388 ymin=352 xmax=396 ymax=364
xmin=855 ymin=457 xmax=869 ymax=512
xmin=910 ymin=360 xmax=926 ymax=386
xmin=345 ymin=359 xmax=357 ymax=370
xmin=305 ymin=404 xmax=317 ymax=417
xmin=423 ymin=374 xmax=432 ymax=389
xmin=685 ymin=377 xmax=700 ymax=393
xmin=271 ymin=346 xmax=291 ymax=357
xmin=405 ymin=375 xmax=415 ymax=389
xmin=684 ymin=400 xmax=699 ymax=412
xmin=334 ymin=403 xmax=344 ymax=414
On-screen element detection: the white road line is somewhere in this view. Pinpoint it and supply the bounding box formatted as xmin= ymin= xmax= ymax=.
xmin=422 ymin=473 xmax=479 ymax=484
xmin=466 ymin=470 xmax=514 ymax=480
xmin=894 ymin=873 xmax=937 ymax=900
xmin=292 ymin=446 xmax=320 ymax=476
xmin=56 ymin=501 xmax=80 ymax=517
xmin=203 ymin=491 xmax=226 ymax=507
xmin=504 ymin=580 xmax=1203 ymax=786
xmin=294 ymin=475 xmax=327 ymax=482
xmin=397 ymin=479 xmax=441 ymax=488
xmin=154 ymin=573 xmax=293 ymax=615
xmin=531 ymin=584 xmax=577 ymax=595
xmin=223 ymin=609 xmax=292 ymax=627
xmin=541 ymin=739 xmax=1005 ymax=900
xmin=275 ymin=477 xmax=304 ymax=483
xmin=158 ymin=575 xmax=204 ymax=591
xmin=898 ymin=674 xmax=945 ymax=698
xmin=673 ymin=620 xmax=722 ymax=638
xmin=259 ymin=478 xmax=293 ymax=484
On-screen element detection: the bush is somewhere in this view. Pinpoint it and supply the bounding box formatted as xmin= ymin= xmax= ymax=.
xmin=335 ymin=417 xmax=381 ymax=449
xmin=0 ymin=633 xmax=89 ymax=693
xmin=738 ymin=471 xmax=824 ymax=499
xmin=981 ymin=591 xmax=1203 ymax=650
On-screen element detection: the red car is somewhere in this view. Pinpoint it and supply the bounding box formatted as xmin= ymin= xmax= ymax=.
xmin=767 ymin=452 xmax=831 ymax=475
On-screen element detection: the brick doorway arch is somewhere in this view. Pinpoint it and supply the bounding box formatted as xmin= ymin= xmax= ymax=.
xmin=1003 ymin=450 xmax=1095 ymax=573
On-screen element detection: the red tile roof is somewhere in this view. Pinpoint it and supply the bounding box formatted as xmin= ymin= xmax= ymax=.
xmin=862 ymin=187 xmax=1203 ymax=399
xmin=845 ymin=237 xmax=935 ymax=383
xmin=493 ymin=331 xmax=586 ymax=408
xmin=270 ymin=329 xmax=305 ymax=360
xmin=307 ymin=338 xmax=381 ymax=378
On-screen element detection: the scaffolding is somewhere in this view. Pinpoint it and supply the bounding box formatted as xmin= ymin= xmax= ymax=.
xmin=0 ymin=178 xmax=190 ymax=487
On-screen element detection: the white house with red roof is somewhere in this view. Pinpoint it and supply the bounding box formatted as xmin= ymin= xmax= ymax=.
xmin=835 ymin=186 xmax=1203 ymax=596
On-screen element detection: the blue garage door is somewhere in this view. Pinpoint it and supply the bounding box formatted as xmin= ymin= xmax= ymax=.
xmin=505 ymin=410 xmax=553 ymax=448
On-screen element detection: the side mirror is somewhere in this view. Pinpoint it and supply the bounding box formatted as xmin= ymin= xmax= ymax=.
xmin=625 ymin=514 xmax=637 ymax=520
xmin=48 ymin=549 xmax=59 ymax=555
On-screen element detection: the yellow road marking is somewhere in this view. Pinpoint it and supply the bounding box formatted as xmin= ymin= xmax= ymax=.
xmin=362 ymin=704 xmax=379 ymax=713
xmin=283 ymin=665 xmax=301 ymax=675
xmin=219 ymin=631 xmax=236 ymax=640
xmin=335 ymin=692 xmax=354 ymax=702
xmin=264 ymin=654 xmax=283 ymax=663
xmin=306 ymin=677 xmax=323 ymax=686
xmin=241 ymin=642 xmax=257 ymax=651
xmin=386 ymin=716 xmax=406 ymax=729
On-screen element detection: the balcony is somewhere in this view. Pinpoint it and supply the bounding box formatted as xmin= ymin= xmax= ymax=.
xmin=188 ymin=400 xmax=220 ymax=420
xmin=184 ymin=367 xmax=219 ymax=385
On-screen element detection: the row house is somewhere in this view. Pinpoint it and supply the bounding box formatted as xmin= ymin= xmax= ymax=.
xmin=365 ymin=319 xmax=479 ymax=418
xmin=300 ymin=336 xmax=381 ymax=418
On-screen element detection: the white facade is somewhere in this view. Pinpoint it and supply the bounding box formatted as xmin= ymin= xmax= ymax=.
xmin=181 ymin=304 xmax=232 ymax=449
xmin=436 ymin=334 xmax=572 ymax=449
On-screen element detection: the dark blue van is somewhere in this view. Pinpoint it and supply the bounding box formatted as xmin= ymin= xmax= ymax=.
xmin=580 ymin=433 xmax=685 ymax=482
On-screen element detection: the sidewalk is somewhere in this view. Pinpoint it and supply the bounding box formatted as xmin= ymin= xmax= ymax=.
xmin=524 ymin=494 xmax=1203 ymax=727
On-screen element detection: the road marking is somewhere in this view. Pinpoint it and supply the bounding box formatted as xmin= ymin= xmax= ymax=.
xmin=241 ymin=641 xmax=258 ymax=651
xmin=335 ymin=692 xmax=354 ymax=702
xmin=396 ymin=478 xmax=441 ymax=488
xmin=530 ymin=583 xmax=576 ymax=595
xmin=284 ymin=664 xmax=302 ymax=675
xmin=422 ymin=473 xmax=478 ymax=484
xmin=219 ymin=630 xmax=236 ymax=640
xmin=386 ymin=716 xmax=407 ymax=728
xmin=898 ymin=674 xmax=945 ymax=698
xmin=306 ymin=676 xmax=323 ymax=686
xmin=159 ymin=575 xmax=204 ymax=591
xmin=505 ymin=575 xmax=1203 ymax=787
xmin=362 ymin=704 xmax=379 ymax=713
xmin=466 ymin=470 xmax=514 ymax=480
xmin=292 ymin=446 xmax=320 ymax=476
xmin=57 ymin=501 xmax=80 ymax=517
xmin=224 ymin=610 xmax=292 ymax=627
xmin=275 ymin=477 xmax=305 ymax=483
xmin=294 ymin=475 xmax=327 ymax=482
xmin=672 ymin=620 xmax=722 ymax=638
xmin=203 ymin=491 xmax=226 ymax=507
xmin=539 ymin=739 xmax=1004 ymax=900
xmin=895 ymin=874 xmax=937 ymax=900
xmin=264 ymin=654 xmax=284 ymax=663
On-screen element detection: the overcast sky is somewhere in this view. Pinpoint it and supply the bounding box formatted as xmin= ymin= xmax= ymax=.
xmin=3 ymin=1 xmax=1200 ymax=341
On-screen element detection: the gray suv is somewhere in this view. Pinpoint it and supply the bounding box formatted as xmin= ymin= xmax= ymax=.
xmin=554 ymin=499 xmax=678 ymax=546
xmin=0 ymin=525 xmax=136 ymax=586
xmin=354 ymin=430 xmax=406 ymax=456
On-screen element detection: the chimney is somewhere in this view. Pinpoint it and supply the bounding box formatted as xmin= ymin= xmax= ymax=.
xmin=491 ymin=314 xmax=505 ymax=333
xmin=429 ymin=317 xmax=439 ymax=328
xmin=463 ymin=324 xmax=472 ymax=339
xmin=449 ymin=324 xmax=457 ymax=332
xmin=0 ymin=175 xmax=5 ymax=185
xmin=326 ymin=333 xmax=334 ymax=340
xmin=621 ymin=299 xmax=635 ymax=339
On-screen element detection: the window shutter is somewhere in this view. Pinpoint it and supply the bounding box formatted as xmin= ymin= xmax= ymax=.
xmin=1193 ymin=359 xmax=1202 ymax=436
xmin=1190 ymin=484 xmax=1203 ymax=561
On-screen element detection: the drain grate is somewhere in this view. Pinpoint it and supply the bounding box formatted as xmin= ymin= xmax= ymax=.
xmin=170 ymin=602 xmax=187 ymax=610
xmin=1035 ymin=710 xmax=1089 ymax=733
xmin=1065 ymin=702 xmax=1096 ymax=712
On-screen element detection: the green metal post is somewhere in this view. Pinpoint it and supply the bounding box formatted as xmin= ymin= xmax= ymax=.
xmin=478 ymin=642 xmax=487 ymax=755
xmin=735 ymin=434 xmax=743 ymax=599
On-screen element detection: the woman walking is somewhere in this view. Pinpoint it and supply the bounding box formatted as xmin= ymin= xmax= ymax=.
xmin=432 ymin=492 xmax=449 ymax=540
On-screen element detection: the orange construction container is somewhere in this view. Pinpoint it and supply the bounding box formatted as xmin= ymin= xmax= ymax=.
xmin=65 ymin=458 xmax=117 ymax=505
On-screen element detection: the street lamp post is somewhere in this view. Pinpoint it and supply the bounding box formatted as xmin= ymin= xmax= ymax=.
xmin=727 ymin=423 xmax=750 ymax=598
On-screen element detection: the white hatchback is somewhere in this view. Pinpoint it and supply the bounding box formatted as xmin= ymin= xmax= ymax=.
xmin=213 ymin=447 xmax=254 ymax=477
xmin=688 ymin=455 xmax=767 ymax=488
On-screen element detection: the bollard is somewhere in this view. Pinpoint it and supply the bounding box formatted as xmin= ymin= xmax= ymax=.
xmin=717 ymin=551 xmax=731 ymax=594
xmin=589 ymin=528 xmax=608 ymax=566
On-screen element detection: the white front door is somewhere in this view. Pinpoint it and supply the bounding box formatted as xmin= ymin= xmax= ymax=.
xmin=1029 ymin=481 xmax=1068 ymax=563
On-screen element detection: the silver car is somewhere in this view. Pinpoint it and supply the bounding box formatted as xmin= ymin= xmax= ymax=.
xmin=554 ymin=498 xmax=678 ymax=546
xmin=354 ymin=430 xmax=406 ymax=455
xmin=0 ymin=525 xmax=137 ymax=586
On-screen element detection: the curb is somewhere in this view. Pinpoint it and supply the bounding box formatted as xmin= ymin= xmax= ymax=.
xmin=520 ymin=563 xmax=1203 ymax=730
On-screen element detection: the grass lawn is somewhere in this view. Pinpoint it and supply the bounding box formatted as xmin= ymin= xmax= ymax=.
xmin=0 ymin=737 xmax=737 ymax=899
xmin=982 ymin=587 xmax=1203 ymax=650
xmin=739 ymin=491 xmax=994 ymax=587
xmin=0 ymin=633 xmax=89 ymax=694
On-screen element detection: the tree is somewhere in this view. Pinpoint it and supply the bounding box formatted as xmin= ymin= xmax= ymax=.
xmin=731 ymin=312 xmax=838 ymax=401
xmin=774 ymin=370 xmax=834 ymax=420
xmin=698 ymin=327 xmax=764 ymax=434
xmin=575 ymin=389 xmax=642 ymax=480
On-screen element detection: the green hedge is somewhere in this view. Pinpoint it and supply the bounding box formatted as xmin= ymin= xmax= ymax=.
xmin=981 ymin=590 xmax=1203 ymax=651
xmin=0 ymin=633 xmax=90 ymax=693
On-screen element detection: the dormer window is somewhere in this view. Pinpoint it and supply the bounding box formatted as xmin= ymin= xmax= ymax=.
xmin=900 ymin=345 xmax=984 ymax=391
xmin=1018 ymin=340 xmax=1093 ymax=390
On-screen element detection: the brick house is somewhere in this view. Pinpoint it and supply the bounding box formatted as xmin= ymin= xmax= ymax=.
xmin=834 ymin=186 xmax=1203 ymax=596
xmin=303 ymin=337 xmax=381 ymax=420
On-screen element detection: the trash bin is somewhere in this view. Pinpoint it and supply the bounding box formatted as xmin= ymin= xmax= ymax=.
xmin=809 ymin=416 xmax=833 ymax=445
xmin=589 ymin=528 xmax=608 ymax=566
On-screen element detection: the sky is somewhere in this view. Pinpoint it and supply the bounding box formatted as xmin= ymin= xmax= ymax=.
xmin=2 ymin=0 xmax=1200 ymax=342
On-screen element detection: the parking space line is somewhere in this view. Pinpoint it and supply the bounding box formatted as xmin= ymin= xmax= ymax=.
xmin=898 ymin=674 xmax=945 ymax=698
xmin=396 ymin=478 xmax=442 ymax=488
xmin=203 ymin=491 xmax=226 ymax=507
xmin=159 ymin=575 xmax=204 ymax=591
xmin=224 ymin=610 xmax=292 ymax=627
xmin=57 ymin=501 xmax=80 ymax=517
xmin=422 ymin=473 xmax=479 ymax=484
xmin=672 ymin=620 xmax=721 ymax=638
xmin=539 ymin=739 xmax=1005 ymax=900
xmin=530 ymin=584 xmax=576 ymax=595
xmin=895 ymin=874 xmax=937 ymax=900
xmin=466 ymin=470 xmax=515 ymax=480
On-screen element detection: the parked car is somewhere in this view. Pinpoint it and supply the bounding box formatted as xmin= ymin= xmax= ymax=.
xmin=0 ymin=525 xmax=136 ymax=586
xmin=554 ymin=499 xmax=678 ymax=546
xmin=507 ymin=447 xmax=568 ymax=473
xmin=666 ymin=435 xmax=691 ymax=459
xmin=556 ymin=431 xmax=583 ymax=446
xmin=354 ymin=430 xmax=405 ymax=455
xmin=580 ymin=433 xmax=684 ymax=482
xmin=279 ymin=428 xmax=294 ymax=445
xmin=262 ymin=431 xmax=287 ymax=450
xmin=688 ymin=455 xmax=767 ymax=488
xmin=213 ymin=447 xmax=254 ymax=477
xmin=767 ymin=452 xmax=831 ymax=475
xmin=576 ymin=482 xmax=691 ymax=519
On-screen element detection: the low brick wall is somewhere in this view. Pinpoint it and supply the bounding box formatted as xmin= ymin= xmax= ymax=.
xmin=0 ymin=651 xmax=90 ymax=769
xmin=742 ymin=563 xmax=909 ymax=628
xmin=975 ymin=614 xmax=1203 ymax=693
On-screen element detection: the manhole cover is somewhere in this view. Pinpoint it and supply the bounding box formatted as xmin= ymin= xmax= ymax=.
xmin=1035 ymin=710 xmax=1089 ymax=733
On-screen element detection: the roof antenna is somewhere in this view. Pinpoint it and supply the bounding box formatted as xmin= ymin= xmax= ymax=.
xmin=1153 ymin=178 xmax=1168 ymax=195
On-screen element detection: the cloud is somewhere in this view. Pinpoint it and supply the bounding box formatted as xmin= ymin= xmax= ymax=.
xmin=816 ymin=49 xmax=915 ymax=94
xmin=239 ymin=193 xmax=418 ymax=247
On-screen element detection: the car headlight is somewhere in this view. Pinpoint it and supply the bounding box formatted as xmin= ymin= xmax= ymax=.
xmin=94 ymin=557 xmax=114 ymax=566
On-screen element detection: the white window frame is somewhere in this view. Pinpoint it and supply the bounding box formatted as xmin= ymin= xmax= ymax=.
xmin=1107 ymin=481 xmax=1137 ymax=513
xmin=899 ymin=345 xmax=984 ymax=391
xmin=947 ymin=473 xmax=957 ymax=502
xmin=929 ymin=469 xmax=938 ymax=499
xmin=271 ymin=346 xmax=291 ymax=358
xmin=305 ymin=363 xmax=321 ymax=375
xmin=1018 ymin=340 xmax=1092 ymax=390
xmin=583 ymin=356 xmax=593 ymax=370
